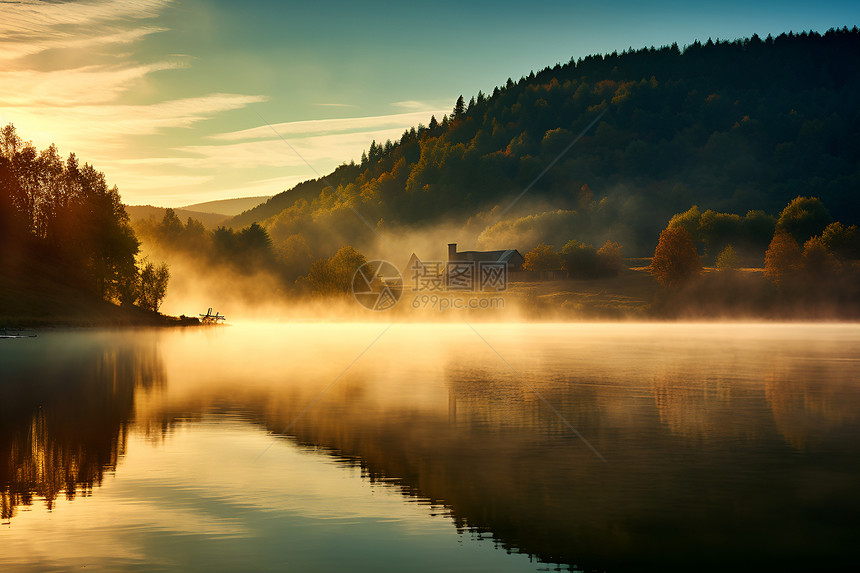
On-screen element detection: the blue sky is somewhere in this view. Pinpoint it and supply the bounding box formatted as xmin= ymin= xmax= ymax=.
xmin=0 ymin=0 xmax=857 ymax=206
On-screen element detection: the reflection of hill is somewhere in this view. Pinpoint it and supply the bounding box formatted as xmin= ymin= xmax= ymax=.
xmin=102 ymin=325 xmax=860 ymax=572
xmin=138 ymin=352 xmax=859 ymax=573
xmin=0 ymin=333 xmax=165 ymax=521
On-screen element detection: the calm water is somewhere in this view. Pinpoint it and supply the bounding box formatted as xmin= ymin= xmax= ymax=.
xmin=1 ymin=323 xmax=859 ymax=572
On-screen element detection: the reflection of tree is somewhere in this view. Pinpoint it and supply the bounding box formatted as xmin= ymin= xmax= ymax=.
xmin=765 ymin=361 xmax=859 ymax=450
xmin=650 ymin=364 xmax=766 ymax=441
xmin=0 ymin=334 xmax=165 ymax=521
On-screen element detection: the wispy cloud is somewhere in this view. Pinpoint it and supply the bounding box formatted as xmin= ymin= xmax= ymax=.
xmin=173 ymin=109 xmax=448 ymax=174
xmin=1 ymin=94 xmax=267 ymax=153
xmin=0 ymin=0 xmax=445 ymax=205
xmin=390 ymin=100 xmax=432 ymax=111
xmin=211 ymin=110 xmax=445 ymax=142
xmin=0 ymin=0 xmax=272 ymax=204
xmin=0 ymin=62 xmax=183 ymax=106
xmin=0 ymin=0 xmax=172 ymax=62
xmin=312 ymin=103 xmax=359 ymax=108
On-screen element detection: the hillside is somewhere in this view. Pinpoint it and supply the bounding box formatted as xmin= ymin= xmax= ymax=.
xmin=182 ymin=196 xmax=271 ymax=216
xmin=126 ymin=205 xmax=230 ymax=229
xmin=227 ymin=28 xmax=860 ymax=259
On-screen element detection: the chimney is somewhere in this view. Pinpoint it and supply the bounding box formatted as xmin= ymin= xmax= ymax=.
xmin=447 ymin=243 xmax=457 ymax=260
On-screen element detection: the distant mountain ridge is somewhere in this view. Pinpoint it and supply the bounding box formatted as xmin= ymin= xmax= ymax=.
xmin=181 ymin=196 xmax=271 ymax=216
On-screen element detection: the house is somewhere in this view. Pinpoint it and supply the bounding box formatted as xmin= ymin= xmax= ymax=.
xmin=446 ymin=243 xmax=524 ymax=271
xmin=402 ymin=244 xmax=526 ymax=292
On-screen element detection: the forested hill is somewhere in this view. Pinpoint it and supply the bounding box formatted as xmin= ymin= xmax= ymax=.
xmin=229 ymin=28 xmax=860 ymax=257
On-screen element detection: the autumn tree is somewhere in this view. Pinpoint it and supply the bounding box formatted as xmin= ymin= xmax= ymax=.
xmin=523 ymin=243 xmax=562 ymax=271
xmin=649 ymin=226 xmax=701 ymax=287
xmin=776 ymin=196 xmax=832 ymax=245
xmin=596 ymin=240 xmax=624 ymax=276
xmin=764 ymin=231 xmax=801 ymax=285
xmin=802 ymin=236 xmax=840 ymax=278
xmin=303 ymin=245 xmax=367 ymax=296
xmin=715 ymin=244 xmax=739 ymax=270
xmin=138 ymin=262 xmax=170 ymax=312
xmin=820 ymin=222 xmax=860 ymax=260
xmin=0 ymin=123 xmax=140 ymax=302
xmin=560 ymin=240 xmax=598 ymax=277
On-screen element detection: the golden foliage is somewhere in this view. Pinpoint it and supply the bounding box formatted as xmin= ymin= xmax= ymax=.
xmin=649 ymin=226 xmax=701 ymax=287
xmin=523 ymin=243 xmax=562 ymax=272
xmin=763 ymin=231 xmax=801 ymax=284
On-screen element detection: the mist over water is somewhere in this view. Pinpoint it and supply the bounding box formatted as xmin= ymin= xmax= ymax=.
xmin=2 ymin=322 xmax=859 ymax=572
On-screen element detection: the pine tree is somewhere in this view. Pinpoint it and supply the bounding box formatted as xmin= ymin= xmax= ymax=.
xmin=453 ymin=95 xmax=466 ymax=120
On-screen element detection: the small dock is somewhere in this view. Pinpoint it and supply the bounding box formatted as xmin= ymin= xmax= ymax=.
xmin=198 ymin=308 xmax=227 ymax=325
xmin=0 ymin=328 xmax=37 ymax=339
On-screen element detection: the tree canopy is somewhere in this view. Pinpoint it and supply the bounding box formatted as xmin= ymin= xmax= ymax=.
xmin=0 ymin=124 xmax=168 ymax=311
xmin=650 ymin=227 xmax=701 ymax=287
xmin=523 ymin=244 xmax=563 ymax=271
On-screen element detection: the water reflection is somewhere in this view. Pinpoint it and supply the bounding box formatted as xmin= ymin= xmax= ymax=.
xmin=1 ymin=324 xmax=859 ymax=572
xmin=0 ymin=331 xmax=165 ymax=521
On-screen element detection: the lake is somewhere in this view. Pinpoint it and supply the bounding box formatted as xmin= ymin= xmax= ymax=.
xmin=1 ymin=322 xmax=859 ymax=572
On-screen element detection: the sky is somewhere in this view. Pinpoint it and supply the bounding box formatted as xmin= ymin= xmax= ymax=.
xmin=0 ymin=0 xmax=857 ymax=207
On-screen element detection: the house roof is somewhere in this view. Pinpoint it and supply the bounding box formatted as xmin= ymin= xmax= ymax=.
xmin=453 ymin=249 xmax=523 ymax=263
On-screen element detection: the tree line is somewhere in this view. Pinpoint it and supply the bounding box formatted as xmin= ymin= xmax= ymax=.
xmin=135 ymin=209 xmax=365 ymax=299
xmin=645 ymin=195 xmax=860 ymax=316
xmin=0 ymin=124 xmax=169 ymax=313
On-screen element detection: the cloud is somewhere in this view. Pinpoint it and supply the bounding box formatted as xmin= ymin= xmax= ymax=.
xmin=211 ymin=110 xmax=446 ymax=142
xmin=0 ymin=0 xmax=450 ymax=206
xmin=0 ymin=0 xmax=172 ymax=62
xmin=109 ymin=172 xmax=215 ymax=192
xmin=312 ymin=103 xmax=359 ymax=108
xmin=0 ymin=62 xmax=183 ymax=106
xmin=0 ymin=0 xmax=277 ymax=206
xmin=390 ymin=100 xmax=431 ymax=110
xmin=176 ymin=109 xmax=448 ymax=172
xmin=1 ymin=94 xmax=267 ymax=154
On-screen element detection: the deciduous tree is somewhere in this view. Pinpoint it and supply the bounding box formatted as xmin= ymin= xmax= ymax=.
xmin=303 ymin=245 xmax=367 ymax=296
xmin=138 ymin=262 xmax=170 ymax=312
xmin=764 ymin=231 xmax=801 ymax=285
xmin=776 ymin=196 xmax=832 ymax=245
xmin=715 ymin=244 xmax=739 ymax=270
xmin=649 ymin=226 xmax=701 ymax=287
xmin=523 ymin=243 xmax=562 ymax=272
